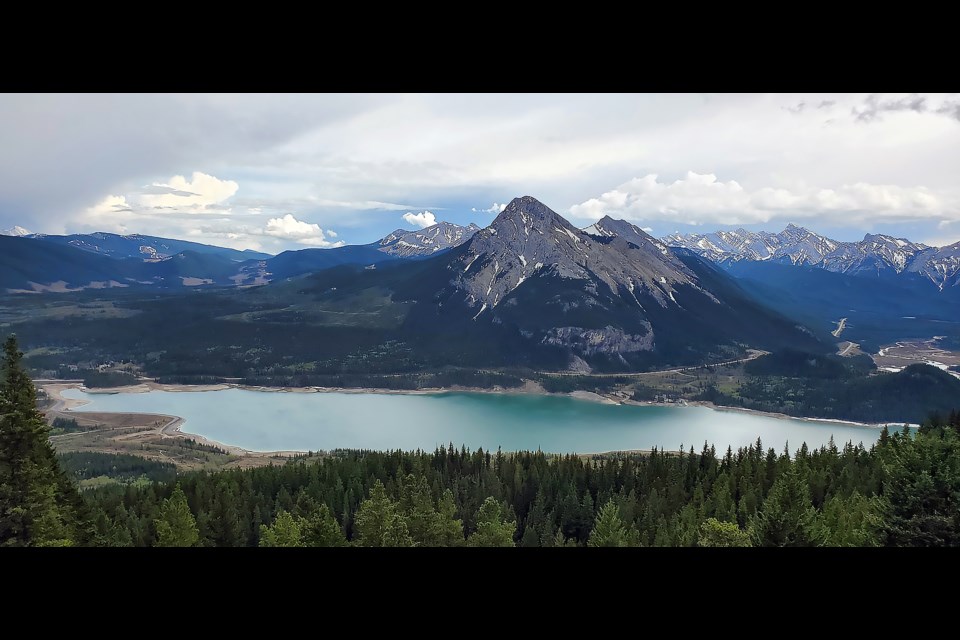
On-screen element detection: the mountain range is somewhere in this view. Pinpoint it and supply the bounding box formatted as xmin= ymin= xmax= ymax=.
xmin=0 ymin=221 xmax=483 ymax=293
xmin=5 ymin=200 xmax=959 ymax=366
xmin=30 ymin=231 xmax=272 ymax=261
xmin=664 ymin=225 xmax=960 ymax=292
xmin=185 ymin=196 xmax=821 ymax=372
xmin=2 ymin=197 xmax=826 ymax=374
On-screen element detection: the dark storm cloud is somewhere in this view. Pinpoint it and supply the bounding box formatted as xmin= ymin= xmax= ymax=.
xmin=0 ymin=94 xmax=386 ymax=229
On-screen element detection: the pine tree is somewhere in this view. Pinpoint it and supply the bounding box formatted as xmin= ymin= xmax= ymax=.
xmin=432 ymin=489 xmax=464 ymax=547
xmin=259 ymin=510 xmax=303 ymax=547
xmin=881 ymin=428 xmax=960 ymax=546
xmin=588 ymin=499 xmax=629 ymax=547
xmin=381 ymin=512 xmax=415 ymax=547
xmin=354 ymin=480 xmax=414 ymax=547
xmin=0 ymin=334 xmax=77 ymax=546
xmin=154 ymin=484 xmax=200 ymax=547
xmin=467 ymin=497 xmax=516 ymax=547
xmin=813 ymin=492 xmax=882 ymax=547
xmin=552 ymin=528 xmax=577 ymax=548
xmin=751 ymin=466 xmax=820 ymax=547
xmin=697 ymin=518 xmax=752 ymax=547
xmin=302 ymin=504 xmax=348 ymax=547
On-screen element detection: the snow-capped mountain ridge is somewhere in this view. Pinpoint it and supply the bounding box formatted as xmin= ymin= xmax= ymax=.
xmin=0 ymin=225 xmax=31 ymax=237
xmin=664 ymin=225 xmax=958 ymax=290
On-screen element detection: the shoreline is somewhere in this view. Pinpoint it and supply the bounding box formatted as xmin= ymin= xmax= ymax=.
xmin=39 ymin=379 xmax=912 ymax=459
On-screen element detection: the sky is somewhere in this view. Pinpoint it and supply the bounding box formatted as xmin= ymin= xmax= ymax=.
xmin=1 ymin=93 xmax=959 ymax=253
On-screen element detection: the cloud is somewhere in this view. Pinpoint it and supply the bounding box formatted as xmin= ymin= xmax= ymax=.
xmin=852 ymin=94 xmax=929 ymax=122
xmin=402 ymin=211 xmax=437 ymax=228
xmin=139 ymin=172 xmax=238 ymax=210
xmin=88 ymin=194 xmax=133 ymax=216
xmin=472 ymin=202 xmax=508 ymax=214
xmin=2 ymin=94 xmax=958 ymax=248
xmin=937 ymin=101 xmax=960 ymax=122
xmin=569 ymin=171 xmax=960 ymax=227
xmin=263 ymin=214 xmax=343 ymax=247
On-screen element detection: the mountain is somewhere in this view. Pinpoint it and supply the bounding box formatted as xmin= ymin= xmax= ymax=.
xmin=281 ymin=197 xmax=822 ymax=371
xmin=374 ymin=222 xmax=481 ymax=258
xmin=724 ymin=260 xmax=960 ymax=352
xmin=4 ymin=197 xmax=829 ymax=379
xmin=906 ymin=242 xmax=960 ymax=291
xmin=664 ymin=224 xmax=960 ymax=291
xmin=255 ymin=245 xmax=397 ymax=283
xmin=0 ymin=225 xmax=31 ymax=237
xmin=0 ymin=235 xmax=138 ymax=292
xmin=663 ymin=224 xmax=841 ymax=266
xmin=0 ymin=236 xmax=264 ymax=292
xmin=30 ymin=232 xmax=272 ymax=261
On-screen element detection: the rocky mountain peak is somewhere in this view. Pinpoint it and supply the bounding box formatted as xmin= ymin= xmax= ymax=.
xmin=1 ymin=225 xmax=32 ymax=237
xmin=666 ymin=223 xmax=960 ymax=290
xmin=490 ymin=196 xmax=574 ymax=233
xmin=376 ymin=221 xmax=481 ymax=258
xmin=451 ymin=197 xmax=706 ymax=319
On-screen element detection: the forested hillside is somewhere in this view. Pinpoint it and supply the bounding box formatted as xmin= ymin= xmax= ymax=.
xmin=82 ymin=416 xmax=960 ymax=547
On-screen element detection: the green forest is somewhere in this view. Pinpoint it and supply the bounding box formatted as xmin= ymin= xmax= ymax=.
xmin=3 ymin=335 xmax=960 ymax=547
xmin=699 ymin=350 xmax=960 ymax=424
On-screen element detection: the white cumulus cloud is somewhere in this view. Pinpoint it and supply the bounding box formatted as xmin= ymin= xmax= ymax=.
xmin=569 ymin=171 xmax=960 ymax=227
xmin=472 ymin=202 xmax=507 ymax=214
xmin=139 ymin=171 xmax=239 ymax=210
xmin=263 ymin=214 xmax=344 ymax=247
xmin=402 ymin=211 xmax=437 ymax=228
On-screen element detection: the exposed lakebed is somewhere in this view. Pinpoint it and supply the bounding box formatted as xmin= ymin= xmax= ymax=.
xmin=60 ymin=387 xmax=901 ymax=454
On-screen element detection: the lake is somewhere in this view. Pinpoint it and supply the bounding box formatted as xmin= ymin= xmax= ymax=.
xmin=60 ymin=388 xmax=900 ymax=455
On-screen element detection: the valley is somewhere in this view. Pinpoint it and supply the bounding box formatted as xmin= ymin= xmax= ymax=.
xmin=872 ymin=337 xmax=960 ymax=378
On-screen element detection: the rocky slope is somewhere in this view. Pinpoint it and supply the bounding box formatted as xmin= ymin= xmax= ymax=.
xmin=376 ymin=222 xmax=481 ymax=258
xmin=665 ymin=225 xmax=960 ymax=291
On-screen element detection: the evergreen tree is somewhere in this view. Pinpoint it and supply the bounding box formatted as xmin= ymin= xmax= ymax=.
xmin=354 ymin=480 xmax=414 ymax=547
xmin=552 ymin=528 xmax=577 ymax=548
xmin=881 ymin=429 xmax=960 ymax=546
xmin=468 ymin=497 xmax=515 ymax=547
xmin=751 ymin=466 xmax=820 ymax=547
xmin=381 ymin=511 xmax=415 ymax=547
xmin=813 ymin=492 xmax=881 ymax=547
xmin=0 ymin=335 xmax=77 ymax=546
xmin=697 ymin=518 xmax=752 ymax=547
xmin=302 ymin=504 xmax=348 ymax=547
xmin=588 ymin=499 xmax=629 ymax=547
xmin=433 ymin=489 xmax=464 ymax=547
xmin=259 ymin=510 xmax=303 ymax=547
xmin=154 ymin=484 xmax=199 ymax=547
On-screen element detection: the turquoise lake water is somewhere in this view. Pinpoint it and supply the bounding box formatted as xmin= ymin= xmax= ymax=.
xmin=60 ymin=388 xmax=899 ymax=454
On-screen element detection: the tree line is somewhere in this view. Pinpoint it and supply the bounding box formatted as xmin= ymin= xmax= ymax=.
xmin=78 ymin=416 xmax=959 ymax=547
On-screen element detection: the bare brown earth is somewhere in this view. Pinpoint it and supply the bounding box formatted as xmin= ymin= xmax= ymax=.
xmin=872 ymin=337 xmax=960 ymax=379
xmin=43 ymin=383 xmax=299 ymax=472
